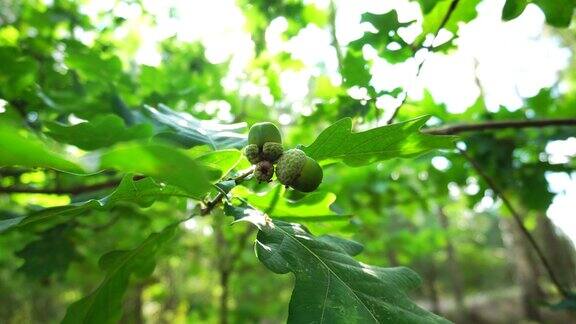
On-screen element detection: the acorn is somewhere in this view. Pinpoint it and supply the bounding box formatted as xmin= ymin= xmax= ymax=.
xmin=245 ymin=122 xmax=283 ymax=165
xmin=262 ymin=142 xmax=283 ymax=163
xmin=244 ymin=144 xmax=261 ymax=164
xmin=275 ymin=149 xmax=323 ymax=192
xmin=254 ymin=160 xmax=275 ymax=183
xmin=248 ymin=122 xmax=282 ymax=148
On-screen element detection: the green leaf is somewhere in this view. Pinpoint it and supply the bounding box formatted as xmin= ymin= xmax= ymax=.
xmin=99 ymin=175 xmax=189 ymax=208
xmin=16 ymin=224 xmax=81 ymax=279
xmin=143 ymin=104 xmax=247 ymax=150
xmin=415 ymin=0 xmax=442 ymax=14
xmin=1 ymin=148 xmax=238 ymax=233
xmin=99 ymin=144 xmax=212 ymax=199
xmin=65 ymin=41 xmax=123 ymax=83
xmin=415 ymin=0 xmax=481 ymax=48
xmin=0 ymin=47 xmax=38 ymax=98
xmin=501 ymin=0 xmax=528 ymax=21
xmin=303 ymin=4 xmax=328 ymax=27
xmin=516 ymin=163 xmax=554 ymax=211
xmin=233 ymin=185 xmax=349 ymax=222
xmin=0 ymin=204 xmax=96 ymax=234
xmin=0 ymin=176 xmax=187 ymax=233
xmin=46 ymin=114 xmax=153 ymax=150
xmin=0 ymin=123 xmax=84 ymax=173
xmin=61 ymin=223 xmax=178 ymax=324
xmin=502 ymin=1 xmax=576 ymax=28
xmin=195 ymin=149 xmax=242 ymax=182
xmin=302 ymin=116 xmax=454 ymax=166
xmin=532 ymin=0 xmax=574 ymax=27
xmin=254 ymin=221 xmax=450 ymax=323
xmin=548 ymin=292 xmax=576 ymax=311
xmin=341 ymin=51 xmax=371 ymax=89
xmin=349 ymin=10 xmax=415 ymax=63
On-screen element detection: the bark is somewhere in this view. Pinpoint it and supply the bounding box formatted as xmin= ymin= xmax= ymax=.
xmin=214 ymin=214 xmax=230 ymax=324
xmin=500 ymin=217 xmax=545 ymax=322
xmin=536 ymin=214 xmax=576 ymax=291
xmin=386 ymin=249 xmax=399 ymax=267
xmin=422 ymin=260 xmax=442 ymax=316
xmin=160 ymin=267 xmax=180 ymax=324
xmin=121 ymin=283 xmax=144 ymax=324
xmin=438 ymin=207 xmax=469 ymax=322
xmin=219 ymin=269 xmax=230 ymax=324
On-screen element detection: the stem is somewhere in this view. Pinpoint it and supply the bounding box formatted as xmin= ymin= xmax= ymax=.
xmin=201 ymin=168 xmax=254 ymax=216
xmin=424 ymin=118 xmax=576 ymax=135
xmin=329 ymin=0 xmax=344 ymax=76
xmin=459 ymin=148 xmax=569 ymax=298
xmin=0 ymin=176 xmax=145 ymax=195
xmin=0 ymin=168 xmax=254 ymax=216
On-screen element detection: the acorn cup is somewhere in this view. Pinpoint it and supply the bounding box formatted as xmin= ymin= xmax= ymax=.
xmin=244 ymin=122 xmax=283 ymax=164
xmin=275 ymin=149 xmax=323 ymax=193
xmin=262 ymin=142 xmax=283 ymax=163
xmin=244 ymin=144 xmax=261 ymax=164
xmin=254 ymin=160 xmax=275 ymax=183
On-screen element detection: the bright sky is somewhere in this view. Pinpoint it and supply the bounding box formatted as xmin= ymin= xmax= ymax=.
xmin=80 ymin=0 xmax=576 ymax=242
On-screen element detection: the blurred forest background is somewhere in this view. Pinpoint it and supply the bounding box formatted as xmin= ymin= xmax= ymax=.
xmin=0 ymin=0 xmax=575 ymax=323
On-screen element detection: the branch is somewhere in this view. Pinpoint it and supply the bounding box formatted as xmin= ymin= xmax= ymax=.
xmin=424 ymin=118 xmax=576 ymax=135
xmin=0 ymin=167 xmax=35 ymax=177
xmin=386 ymin=0 xmax=460 ymax=125
xmin=200 ymin=167 xmax=254 ymax=216
xmin=0 ymin=176 xmax=145 ymax=195
xmin=329 ymin=0 xmax=343 ymax=76
xmin=1 ymin=166 xmax=254 ymax=216
xmin=459 ymin=148 xmax=569 ymax=298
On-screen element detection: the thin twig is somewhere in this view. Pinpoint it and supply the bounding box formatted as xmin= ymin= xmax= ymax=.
xmin=329 ymin=0 xmax=344 ymax=76
xmin=0 ymin=167 xmax=35 ymax=177
xmin=1 ymin=167 xmax=255 ymax=216
xmin=0 ymin=176 xmax=145 ymax=195
xmin=424 ymin=118 xmax=576 ymax=135
xmin=459 ymin=148 xmax=569 ymax=298
xmin=200 ymin=168 xmax=255 ymax=216
xmin=386 ymin=0 xmax=460 ymax=125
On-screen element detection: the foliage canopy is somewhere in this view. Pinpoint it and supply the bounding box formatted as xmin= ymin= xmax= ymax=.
xmin=0 ymin=0 xmax=575 ymax=323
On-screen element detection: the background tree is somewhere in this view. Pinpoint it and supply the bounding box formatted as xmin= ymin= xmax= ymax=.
xmin=0 ymin=0 xmax=575 ymax=323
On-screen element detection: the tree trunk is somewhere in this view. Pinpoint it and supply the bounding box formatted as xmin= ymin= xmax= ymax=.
xmin=219 ymin=269 xmax=230 ymax=324
xmin=536 ymin=214 xmax=576 ymax=291
xmin=437 ymin=207 xmax=469 ymax=322
xmin=500 ymin=217 xmax=545 ymax=322
xmin=214 ymin=214 xmax=230 ymax=324
xmin=422 ymin=259 xmax=441 ymax=316
xmin=121 ymin=283 xmax=144 ymax=324
xmin=386 ymin=249 xmax=399 ymax=267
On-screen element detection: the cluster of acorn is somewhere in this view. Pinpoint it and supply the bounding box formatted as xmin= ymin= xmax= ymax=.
xmin=244 ymin=122 xmax=323 ymax=193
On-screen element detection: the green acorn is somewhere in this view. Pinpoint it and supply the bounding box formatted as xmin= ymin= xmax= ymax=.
xmin=244 ymin=144 xmax=261 ymax=164
xmin=275 ymin=149 xmax=323 ymax=192
xmin=254 ymin=160 xmax=274 ymax=183
xmin=245 ymin=122 xmax=283 ymax=165
xmin=248 ymin=122 xmax=282 ymax=148
xmin=262 ymin=142 xmax=283 ymax=163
